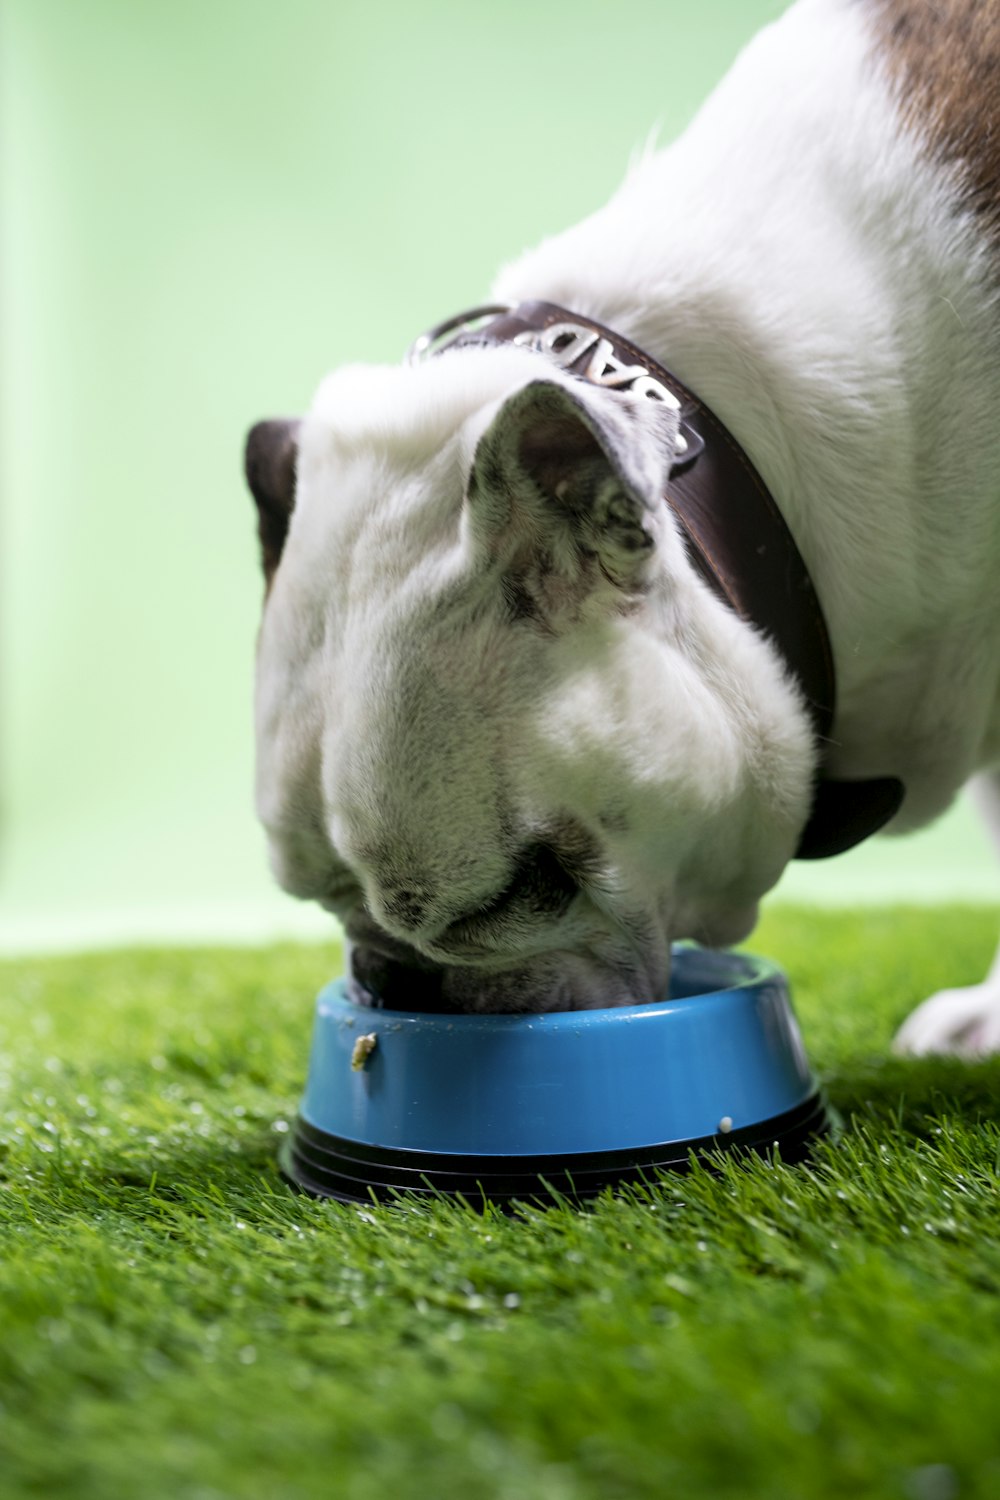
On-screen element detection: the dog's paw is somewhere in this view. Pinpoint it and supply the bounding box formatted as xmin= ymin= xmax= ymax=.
xmin=893 ymin=983 xmax=1000 ymax=1058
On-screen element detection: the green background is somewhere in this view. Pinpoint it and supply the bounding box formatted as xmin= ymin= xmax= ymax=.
xmin=2 ymin=0 xmax=996 ymax=957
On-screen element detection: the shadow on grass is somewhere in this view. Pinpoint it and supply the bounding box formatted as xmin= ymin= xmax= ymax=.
xmin=827 ymin=1052 xmax=1000 ymax=1136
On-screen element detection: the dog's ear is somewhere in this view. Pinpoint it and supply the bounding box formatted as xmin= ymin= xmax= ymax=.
xmin=245 ymin=419 xmax=302 ymax=588
xmin=795 ymin=775 xmax=905 ymax=859
xmin=467 ymin=379 xmax=679 ymax=615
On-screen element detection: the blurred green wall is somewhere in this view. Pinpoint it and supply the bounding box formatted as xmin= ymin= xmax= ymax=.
xmin=1 ymin=0 xmax=996 ymax=954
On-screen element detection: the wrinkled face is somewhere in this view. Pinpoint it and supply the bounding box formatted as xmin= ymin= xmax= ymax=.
xmin=249 ymin=346 xmax=811 ymax=1011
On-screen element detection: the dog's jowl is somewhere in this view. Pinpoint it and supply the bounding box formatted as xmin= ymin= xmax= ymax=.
xmin=246 ymin=0 xmax=1000 ymax=1051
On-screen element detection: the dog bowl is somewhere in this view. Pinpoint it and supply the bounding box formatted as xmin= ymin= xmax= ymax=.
xmin=279 ymin=945 xmax=831 ymax=1206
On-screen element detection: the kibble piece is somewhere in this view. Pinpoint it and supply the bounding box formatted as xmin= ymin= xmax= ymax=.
xmin=351 ymin=1033 xmax=378 ymax=1071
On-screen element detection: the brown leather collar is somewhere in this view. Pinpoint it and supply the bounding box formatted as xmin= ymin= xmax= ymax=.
xmin=411 ymin=300 xmax=904 ymax=858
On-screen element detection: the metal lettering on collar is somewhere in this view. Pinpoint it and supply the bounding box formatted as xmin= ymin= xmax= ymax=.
xmin=512 ymin=321 xmax=681 ymax=410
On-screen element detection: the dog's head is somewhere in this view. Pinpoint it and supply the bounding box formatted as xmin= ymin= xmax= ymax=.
xmin=247 ymin=345 xmax=814 ymax=1011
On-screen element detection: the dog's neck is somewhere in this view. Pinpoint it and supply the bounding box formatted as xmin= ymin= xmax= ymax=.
xmin=413 ymin=298 xmax=905 ymax=858
xmin=415 ymin=302 xmax=835 ymax=736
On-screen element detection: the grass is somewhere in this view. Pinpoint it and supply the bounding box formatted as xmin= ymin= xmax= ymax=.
xmin=1 ymin=906 xmax=999 ymax=1500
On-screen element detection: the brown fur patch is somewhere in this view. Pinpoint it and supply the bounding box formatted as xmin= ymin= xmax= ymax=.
xmin=865 ymin=0 xmax=1000 ymax=244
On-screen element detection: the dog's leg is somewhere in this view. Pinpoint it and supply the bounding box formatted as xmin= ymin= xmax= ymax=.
xmin=893 ymin=769 xmax=1000 ymax=1057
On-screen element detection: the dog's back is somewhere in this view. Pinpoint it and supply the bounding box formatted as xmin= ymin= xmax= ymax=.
xmin=494 ymin=0 xmax=1000 ymax=818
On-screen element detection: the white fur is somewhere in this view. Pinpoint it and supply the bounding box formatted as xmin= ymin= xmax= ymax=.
xmin=894 ymin=772 xmax=1000 ymax=1057
xmin=495 ymin=0 xmax=1000 ymax=820
xmin=256 ymin=0 xmax=1000 ymax=1028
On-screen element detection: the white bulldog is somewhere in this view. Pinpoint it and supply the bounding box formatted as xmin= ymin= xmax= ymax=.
xmin=247 ymin=0 xmax=1000 ymax=1051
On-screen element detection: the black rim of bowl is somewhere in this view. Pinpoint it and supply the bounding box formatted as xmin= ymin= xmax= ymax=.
xmin=279 ymin=1092 xmax=832 ymax=1207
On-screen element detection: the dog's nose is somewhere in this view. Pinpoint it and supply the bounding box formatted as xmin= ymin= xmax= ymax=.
xmin=381 ymin=887 xmax=430 ymax=928
xmin=371 ymin=883 xmax=441 ymax=937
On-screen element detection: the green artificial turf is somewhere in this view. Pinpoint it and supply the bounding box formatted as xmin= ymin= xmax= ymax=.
xmin=2 ymin=907 xmax=999 ymax=1500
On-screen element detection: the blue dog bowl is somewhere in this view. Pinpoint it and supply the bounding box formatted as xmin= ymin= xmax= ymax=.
xmin=279 ymin=945 xmax=831 ymax=1205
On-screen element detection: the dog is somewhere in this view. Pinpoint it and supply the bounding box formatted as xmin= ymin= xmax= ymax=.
xmin=246 ymin=0 xmax=1000 ymax=1054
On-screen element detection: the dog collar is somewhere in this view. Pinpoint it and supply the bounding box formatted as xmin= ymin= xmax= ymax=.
xmin=409 ymin=300 xmax=904 ymax=858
